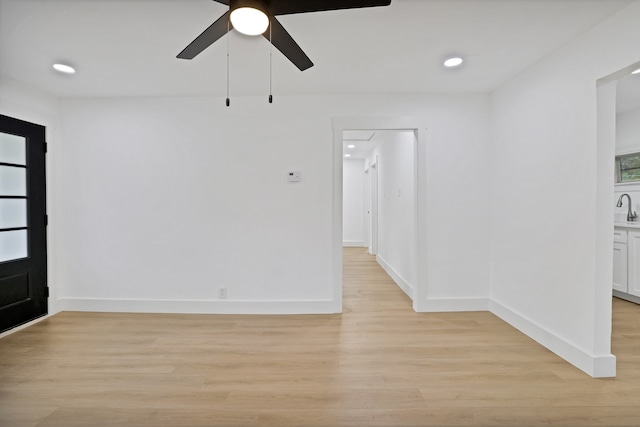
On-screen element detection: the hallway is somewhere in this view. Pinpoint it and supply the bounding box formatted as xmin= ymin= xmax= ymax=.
xmin=0 ymin=248 xmax=639 ymax=426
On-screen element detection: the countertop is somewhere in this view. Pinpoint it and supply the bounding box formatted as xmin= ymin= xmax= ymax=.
xmin=614 ymin=222 xmax=640 ymax=229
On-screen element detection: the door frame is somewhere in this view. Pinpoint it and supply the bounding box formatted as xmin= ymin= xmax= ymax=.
xmin=595 ymin=60 xmax=640 ymax=377
xmin=331 ymin=116 xmax=427 ymax=313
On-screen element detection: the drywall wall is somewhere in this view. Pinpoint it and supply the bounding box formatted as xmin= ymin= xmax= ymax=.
xmin=366 ymin=131 xmax=415 ymax=298
xmin=490 ymin=0 xmax=640 ymax=377
xmin=423 ymin=103 xmax=492 ymax=309
xmin=343 ymin=158 xmax=366 ymax=246
xmin=55 ymin=93 xmax=490 ymax=314
xmin=0 ymin=76 xmax=62 ymax=314
xmin=616 ymin=107 xmax=640 ymax=154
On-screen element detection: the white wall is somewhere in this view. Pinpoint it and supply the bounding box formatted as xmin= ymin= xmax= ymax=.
xmin=614 ymin=106 xmax=640 ymax=221
xmin=366 ymin=131 xmax=415 ymax=297
xmin=53 ymin=93 xmax=490 ymax=314
xmin=58 ymin=96 xmax=335 ymax=313
xmin=424 ymin=102 xmax=492 ymax=309
xmin=490 ymin=0 xmax=640 ymax=377
xmin=343 ymin=158 xmax=365 ymax=246
xmin=0 ymin=76 xmax=62 ymax=314
xmin=616 ymin=107 xmax=640 ymax=154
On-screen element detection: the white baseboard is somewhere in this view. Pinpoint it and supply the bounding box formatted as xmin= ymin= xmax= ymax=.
xmin=48 ymin=298 xmax=63 ymax=316
xmin=417 ymin=297 xmax=490 ymax=312
xmin=343 ymin=240 xmax=366 ymax=247
xmin=613 ymin=290 xmax=640 ymax=305
xmin=490 ymin=299 xmax=616 ymax=378
xmin=376 ymin=255 xmax=414 ymax=300
xmin=60 ymin=298 xmax=340 ymax=315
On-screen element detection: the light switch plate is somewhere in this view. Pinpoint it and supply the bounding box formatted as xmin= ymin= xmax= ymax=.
xmin=287 ymin=171 xmax=301 ymax=182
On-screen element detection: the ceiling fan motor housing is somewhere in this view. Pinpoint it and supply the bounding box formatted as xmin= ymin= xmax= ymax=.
xmin=178 ymin=0 xmax=391 ymax=71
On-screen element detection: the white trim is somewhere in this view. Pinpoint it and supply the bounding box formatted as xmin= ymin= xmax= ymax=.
xmin=332 ymin=127 xmax=344 ymax=313
xmin=490 ymin=299 xmax=616 ymax=378
xmin=422 ymin=298 xmax=490 ymax=312
xmin=613 ymin=290 xmax=640 ymax=305
xmin=343 ymin=241 xmax=366 ymax=247
xmin=376 ymin=255 xmax=413 ymax=300
xmin=0 ymin=314 xmax=50 ymax=339
xmin=614 ymin=147 xmax=640 ymax=157
xmin=594 ymin=77 xmax=618 ymax=377
xmin=60 ymin=298 xmax=339 ymax=315
xmin=614 ymin=181 xmax=640 ymax=189
xmin=332 ymin=116 xmax=428 ymax=314
xmin=414 ymin=126 xmax=428 ymax=312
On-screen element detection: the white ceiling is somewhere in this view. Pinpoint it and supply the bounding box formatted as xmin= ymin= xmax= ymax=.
xmin=0 ymin=0 xmax=636 ymax=99
xmin=343 ymin=130 xmax=377 ymax=159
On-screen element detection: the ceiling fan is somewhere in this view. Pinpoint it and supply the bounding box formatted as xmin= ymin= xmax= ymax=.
xmin=177 ymin=0 xmax=392 ymax=71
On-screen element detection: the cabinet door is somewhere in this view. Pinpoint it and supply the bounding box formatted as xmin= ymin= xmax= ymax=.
xmin=613 ymin=242 xmax=628 ymax=293
xmin=627 ymin=231 xmax=640 ymax=297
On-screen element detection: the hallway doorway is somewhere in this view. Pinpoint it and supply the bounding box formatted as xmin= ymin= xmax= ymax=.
xmin=332 ymin=116 xmax=427 ymax=313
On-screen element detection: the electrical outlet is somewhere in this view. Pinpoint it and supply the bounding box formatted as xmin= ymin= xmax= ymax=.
xmin=219 ymin=287 xmax=227 ymax=299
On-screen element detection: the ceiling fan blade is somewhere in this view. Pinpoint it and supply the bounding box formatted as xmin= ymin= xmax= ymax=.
xmin=269 ymin=0 xmax=391 ymax=16
xmin=212 ymin=0 xmax=229 ymax=4
xmin=263 ymin=17 xmax=313 ymax=71
xmin=177 ymin=11 xmax=230 ymax=59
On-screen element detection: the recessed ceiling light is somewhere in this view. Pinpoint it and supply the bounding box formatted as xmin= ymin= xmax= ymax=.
xmin=347 ymin=144 xmax=355 ymax=149
xmin=53 ymin=63 xmax=76 ymax=74
xmin=444 ymin=57 xmax=464 ymax=68
xmin=344 ymin=154 xmax=351 ymax=158
xmin=632 ymin=68 xmax=640 ymax=75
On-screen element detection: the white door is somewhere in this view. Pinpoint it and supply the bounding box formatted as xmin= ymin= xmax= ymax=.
xmin=363 ymin=167 xmax=371 ymax=248
xmin=370 ymin=158 xmax=378 ymax=256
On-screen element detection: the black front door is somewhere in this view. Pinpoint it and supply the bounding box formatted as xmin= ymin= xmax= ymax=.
xmin=0 ymin=114 xmax=47 ymax=333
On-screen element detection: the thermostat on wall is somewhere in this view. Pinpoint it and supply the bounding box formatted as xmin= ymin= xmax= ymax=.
xmin=287 ymin=171 xmax=301 ymax=182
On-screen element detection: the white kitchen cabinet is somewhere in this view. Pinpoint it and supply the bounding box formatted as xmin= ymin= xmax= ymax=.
xmin=627 ymin=230 xmax=640 ymax=297
xmin=611 ymin=226 xmax=640 ymax=304
xmin=613 ymin=241 xmax=628 ymax=293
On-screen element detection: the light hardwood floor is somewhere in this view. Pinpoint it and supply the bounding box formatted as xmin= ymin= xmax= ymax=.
xmin=1 ymin=248 xmax=640 ymax=426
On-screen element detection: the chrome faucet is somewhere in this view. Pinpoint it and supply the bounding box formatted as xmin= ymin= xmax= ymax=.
xmin=617 ymin=193 xmax=638 ymax=222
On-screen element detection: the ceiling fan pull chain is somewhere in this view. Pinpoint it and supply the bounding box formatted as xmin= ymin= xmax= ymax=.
xmin=226 ymin=17 xmax=230 ymax=107
xmin=269 ymin=20 xmax=273 ymax=104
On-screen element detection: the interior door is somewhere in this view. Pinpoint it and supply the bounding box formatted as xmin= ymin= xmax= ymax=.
xmin=370 ymin=158 xmax=378 ymax=256
xmin=0 ymin=114 xmax=47 ymax=333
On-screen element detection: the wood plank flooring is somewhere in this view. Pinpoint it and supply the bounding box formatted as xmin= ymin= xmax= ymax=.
xmin=1 ymin=247 xmax=639 ymax=426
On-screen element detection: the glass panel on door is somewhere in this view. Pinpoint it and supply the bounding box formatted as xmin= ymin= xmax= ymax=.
xmin=0 ymin=199 xmax=27 ymax=229
xmin=0 ymin=166 xmax=27 ymax=197
xmin=0 ymin=230 xmax=28 ymax=262
xmin=0 ymin=133 xmax=26 ymax=166
xmin=1 ymin=131 xmax=28 ymax=263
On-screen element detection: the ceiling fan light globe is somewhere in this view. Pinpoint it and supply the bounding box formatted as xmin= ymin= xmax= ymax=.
xmin=230 ymin=7 xmax=269 ymax=36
